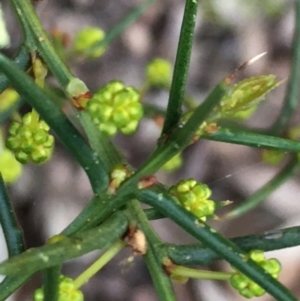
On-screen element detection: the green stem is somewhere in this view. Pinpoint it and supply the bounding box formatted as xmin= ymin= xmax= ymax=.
xmin=73 ymin=240 xmax=125 ymax=289
xmin=140 ymin=186 xmax=297 ymax=301
xmin=0 ymin=46 xmax=30 ymax=94
xmin=226 ymin=156 xmax=300 ymax=218
xmin=0 ymin=175 xmax=25 ymax=257
xmin=144 ymin=243 xmax=176 ymax=301
xmin=132 ymin=80 xmax=227 ymax=177
xmin=269 ymin=0 xmax=300 ymax=135
xmin=171 ymin=265 xmax=233 ymax=281
xmin=144 ymin=208 xmax=166 ymax=220
xmin=43 ymin=266 xmax=60 ymax=301
xmin=161 ymin=0 xmax=199 ymax=136
xmin=127 ymin=200 xmax=176 ymax=301
xmin=10 ymin=0 xmax=72 ymax=86
xmin=0 ymin=273 xmax=34 ymax=300
xmin=0 ymin=212 xmax=128 ymax=276
xmin=62 ymin=191 xmax=135 ymax=236
xmin=0 ymin=53 xmax=108 ymax=193
xmin=167 ymin=225 xmax=300 ymax=265
xmin=204 ymin=127 xmax=300 ymax=152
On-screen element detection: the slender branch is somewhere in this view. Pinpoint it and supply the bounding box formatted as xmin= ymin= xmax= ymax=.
xmin=73 ymin=240 xmax=125 ymax=289
xmin=132 ymin=80 xmax=227 ymax=178
xmin=167 ymin=225 xmax=300 ymax=265
xmin=10 ymin=0 xmax=72 ymax=86
xmin=144 ymin=243 xmax=176 ymax=301
xmin=204 ymin=128 xmax=300 ymax=152
xmin=43 ymin=267 xmax=60 ymax=301
xmin=140 ymin=186 xmax=297 ymax=301
xmin=161 ymin=0 xmax=199 ymax=136
xmin=0 ymin=273 xmax=34 ymax=300
xmin=0 ymin=46 xmax=30 ymax=94
xmin=0 ymin=212 xmax=128 ymax=276
xmin=0 ymin=175 xmax=25 ymax=257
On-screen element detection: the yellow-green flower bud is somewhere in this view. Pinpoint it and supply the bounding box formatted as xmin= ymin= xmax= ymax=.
xmin=211 ymin=75 xmax=280 ymax=121
xmin=146 ymin=58 xmax=172 ymax=87
xmin=73 ymin=27 xmax=106 ymax=58
xmin=0 ymin=149 xmax=22 ymax=183
xmin=0 ymin=88 xmax=19 ymax=112
xmin=261 ymin=149 xmax=285 ymax=165
xmin=161 ymin=153 xmax=182 ymax=172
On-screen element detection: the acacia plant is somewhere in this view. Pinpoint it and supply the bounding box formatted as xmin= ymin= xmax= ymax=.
xmin=0 ymin=0 xmax=300 ymax=300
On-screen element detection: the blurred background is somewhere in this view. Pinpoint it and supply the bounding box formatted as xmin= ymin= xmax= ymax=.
xmin=2 ymin=0 xmax=300 ymax=300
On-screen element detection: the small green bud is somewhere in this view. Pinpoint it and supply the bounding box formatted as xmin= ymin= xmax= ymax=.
xmin=0 ymin=88 xmax=19 ymax=112
xmin=146 ymin=58 xmax=172 ymax=87
xmin=249 ymin=250 xmax=265 ymax=263
xmin=0 ymin=149 xmax=22 ymax=183
xmin=109 ymin=165 xmax=132 ymax=193
xmin=210 ymin=75 xmax=280 ymax=121
xmin=73 ymin=27 xmax=106 ymax=58
xmin=161 ymin=153 xmax=182 ymax=172
xmin=261 ymin=149 xmax=285 ymax=165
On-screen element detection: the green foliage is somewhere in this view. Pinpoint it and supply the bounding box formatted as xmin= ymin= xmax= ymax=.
xmin=0 ymin=0 xmax=300 ymax=301
xmin=6 ymin=112 xmax=54 ymax=164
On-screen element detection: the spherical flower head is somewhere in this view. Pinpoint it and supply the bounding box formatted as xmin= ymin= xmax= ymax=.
xmin=6 ymin=112 xmax=54 ymax=164
xmin=33 ymin=275 xmax=83 ymax=301
xmin=169 ymin=179 xmax=215 ymax=220
xmin=161 ymin=153 xmax=182 ymax=172
xmin=0 ymin=88 xmax=19 ymax=112
xmin=73 ymin=27 xmax=106 ymax=58
xmin=87 ymin=81 xmax=143 ymax=136
xmin=0 ymin=149 xmax=22 ymax=183
xmin=146 ymin=58 xmax=172 ymax=87
xmin=230 ymin=250 xmax=282 ymax=298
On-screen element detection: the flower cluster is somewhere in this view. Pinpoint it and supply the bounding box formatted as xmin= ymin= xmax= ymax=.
xmin=86 ymin=81 xmax=143 ymax=136
xmin=230 ymin=250 xmax=281 ymax=298
xmin=6 ymin=112 xmax=54 ymax=164
xmin=34 ymin=275 xmax=83 ymax=301
xmin=169 ymin=179 xmax=216 ymax=221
